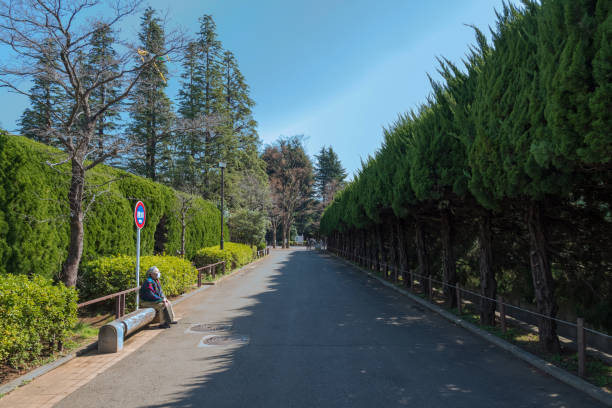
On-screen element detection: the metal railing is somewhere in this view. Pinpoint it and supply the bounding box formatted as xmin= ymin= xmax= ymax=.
xmin=196 ymin=261 xmax=225 ymax=286
xmin=328 ymin=246 xmax=611 ymax=378
xmin=78 ymin=249 xmax=272 ymax=320
xmin=77 ymin=287 xmax=139 ymax=319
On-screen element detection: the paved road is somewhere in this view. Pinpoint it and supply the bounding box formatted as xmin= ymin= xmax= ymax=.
xmin=56 ymin=249 xmax=602 ymax=407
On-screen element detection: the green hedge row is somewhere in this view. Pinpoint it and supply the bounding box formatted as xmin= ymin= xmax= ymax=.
xmin=79 ymin=255 xmax=197 ymax=302
xmin=0 ymin=274 xmax=77 ymax=368
xmin=193 ymin=242 xmax=255 ymax=271
xmin=0 ymin=134 xmax=228 ymax=280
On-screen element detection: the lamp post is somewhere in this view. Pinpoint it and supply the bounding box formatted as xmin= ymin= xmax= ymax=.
xmin=219 ymin=161 xmax=226 ymax=250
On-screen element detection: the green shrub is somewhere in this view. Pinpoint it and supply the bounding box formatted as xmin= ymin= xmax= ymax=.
xmin=193 ymin=242 xmax=254 ymax=271
xmin=192 ymin=247 xmax=233 ymax=270
xmin=0 ymin=134 xmax=226 ymax=280
xmin=0 ymin=274 xmax=77 ymax=368
xmin=79 ymin=255 xmax=197 ymax=303
xmin=256 ymin=241 xmax=266 ymax=251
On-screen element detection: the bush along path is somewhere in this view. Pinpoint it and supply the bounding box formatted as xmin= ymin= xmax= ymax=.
xmin=0 ymin=245 xmax=269 ymax=394
xmin=321 ymin=0 xmax=612 ymax=358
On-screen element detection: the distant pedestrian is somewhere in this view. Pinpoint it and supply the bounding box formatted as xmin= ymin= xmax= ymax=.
xmin=139 ymin=266 xmax=177 ymax=328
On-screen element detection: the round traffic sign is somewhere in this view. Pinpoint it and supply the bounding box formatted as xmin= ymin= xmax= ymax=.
xmin=134 ymin=201 xmax=146 ymax=229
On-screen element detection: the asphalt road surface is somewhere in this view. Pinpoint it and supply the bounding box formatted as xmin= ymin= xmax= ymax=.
xmin=55 ymin=248 xmax=602 ymax=407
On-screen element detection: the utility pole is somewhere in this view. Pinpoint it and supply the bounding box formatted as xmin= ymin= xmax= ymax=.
xmin=219 ymin=162 xmax=226 ymax=249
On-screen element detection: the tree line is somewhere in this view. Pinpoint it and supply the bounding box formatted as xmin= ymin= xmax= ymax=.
xmin=1 ymin=1 xmax=267 ymax=287
xmin=320 ymin=0 xmax=611 ymax=352
xmin=0 ymin=0 xmax=349 ymax=286
xmin=263 ymin=136 xmax=347 ymax=248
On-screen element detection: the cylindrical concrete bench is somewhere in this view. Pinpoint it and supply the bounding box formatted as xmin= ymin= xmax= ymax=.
xmin=98 ymin=308 xmax=156 ymax=353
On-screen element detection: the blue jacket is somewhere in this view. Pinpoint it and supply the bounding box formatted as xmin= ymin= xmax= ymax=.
xmin=140 ymin=276 xmax=165 ymax=302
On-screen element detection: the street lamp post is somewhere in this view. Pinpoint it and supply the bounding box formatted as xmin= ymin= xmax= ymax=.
xmin=219 ymin=162 xmax=226 ymax=250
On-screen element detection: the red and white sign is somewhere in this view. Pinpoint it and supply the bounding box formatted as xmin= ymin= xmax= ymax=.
xmin=134 ymin=201 xmax=146 ymax=229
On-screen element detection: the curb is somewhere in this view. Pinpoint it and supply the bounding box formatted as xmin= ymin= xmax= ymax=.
xmin=0 ymin=254 xmax=270 ymax=398
xmin=328 ymin=253 xmax=612 ymax=407
xmin=0 ymin=341 xmax=97 ymax=396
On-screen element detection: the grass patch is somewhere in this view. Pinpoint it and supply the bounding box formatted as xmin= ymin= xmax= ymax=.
xmin=0 ymin=318 xmax=103 ymax=389
xmin=454 ymin=307 xmax=611 ymax=390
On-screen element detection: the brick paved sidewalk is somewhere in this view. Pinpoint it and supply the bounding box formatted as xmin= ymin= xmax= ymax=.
xmin=0 ymin=316 xmax=180 ymax=408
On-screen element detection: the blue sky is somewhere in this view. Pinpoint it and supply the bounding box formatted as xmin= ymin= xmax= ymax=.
xmin=0 ymin=0 xmax=515 ymax=178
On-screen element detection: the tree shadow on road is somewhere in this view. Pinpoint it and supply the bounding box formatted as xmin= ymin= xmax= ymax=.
xmin=142 ymin=249 xmax=594 ymax=408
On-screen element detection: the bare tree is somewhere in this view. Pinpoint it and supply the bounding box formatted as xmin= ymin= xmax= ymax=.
xmin=263 ymin=136 xmax=314 ymax=249
xmin=0 ymin=0 xmax=183 ymax=286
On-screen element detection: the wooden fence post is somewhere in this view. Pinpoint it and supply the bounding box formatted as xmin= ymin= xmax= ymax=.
xmin=428 ymin=276 xmax=433 ymax=300
xmin=115 ymin=296 xmax=121 ymax=319
xmin=577 ymin=317 xmax=586 ymax=378
xmin=456 ymin=284 xmax=462 ymax=315
xmin=410 ymin=271 xmax=414 ymax=291
xmin=498 ymin=295 xmax=506 ymax=333
xmin=198 ymin=270 xmax=202 ymax=287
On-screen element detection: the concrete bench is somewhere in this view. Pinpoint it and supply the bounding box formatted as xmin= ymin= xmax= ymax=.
xmin=98 ymin=308 xmax=156 ymax=353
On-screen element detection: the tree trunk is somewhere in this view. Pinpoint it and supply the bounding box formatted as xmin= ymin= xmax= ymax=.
xmin=397 ymin=220 xmax=408 ymax=286
xmin=282 ymin=220 xmax=288 ymax=249
xmin=390 ymin=220 xmax=399 ymax=282
xmin=415 ymin=219 xmax=430 ymax=295
xmin=527 ymin=201 xmax=560 ymax=353
xmin=375 ymin=224 xmax=383 ymax=273
xmin=272 ymin=224 xmax=277 ymax=248
xmin=440 ymin=208 xmax=457 ymax=307
xmin=361 ymin=229 xmax=367 ymax=266
xmin=180 ymin=211 xmax=186 ymax=258
xmin=478 ymin=213 xmax=497 ymax=326
xmin=62 ymin=157 xmax=85 ymax=287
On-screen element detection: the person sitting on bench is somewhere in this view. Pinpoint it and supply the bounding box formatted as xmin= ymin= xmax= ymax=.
xmin=140 ymin=266 xmax=177 ymax=328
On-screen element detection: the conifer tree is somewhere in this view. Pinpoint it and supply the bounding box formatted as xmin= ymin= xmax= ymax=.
xmin=18 ymin=40 xmax=67 ymax=144
xmin=175 ymin=41 xmax=205 ymax=193
xmin=85 ymin=23 xmax=121 ymax=156
xmin=314 ymin=146 xmax=347 ymax=203
xmin=221 ymin=50 xmax=257 ymax=144
xmin=197 ymin=14 xmax=226 ymax=191
xmin=128 ymin=7 xmax=174 ymax=182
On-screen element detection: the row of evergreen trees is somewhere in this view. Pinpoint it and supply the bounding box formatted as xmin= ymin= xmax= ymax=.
xmin=18 ymin=8 xmax=264 ymax=203
xmin=321 ymin=0 xmax=611 ymax=352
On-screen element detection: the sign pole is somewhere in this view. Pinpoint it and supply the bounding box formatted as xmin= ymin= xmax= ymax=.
xmin=134 ymin=201 xmax=146 ymax=310
xmin=136 ymin=227 xmax=140 ymax=309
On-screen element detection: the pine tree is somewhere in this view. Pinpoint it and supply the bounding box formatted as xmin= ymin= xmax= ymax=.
xmin=314 ymin=146 xmax=347 ymax=203
xmin=85 ymin=23 xmax=121 ymax=156
xmin=221 ymin=50 xmax=257 ymax=145
xmin=128 ymin=7 xmax=174 ymax=182
xmin=198 ymin=14 xmax=226 ymax=180
xmin=18 ymin=40 xmax=67 ymax=144
xmin=175 ymin=41 xmax=205 ymax=193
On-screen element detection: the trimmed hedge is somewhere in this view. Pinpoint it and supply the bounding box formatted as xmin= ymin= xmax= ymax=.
xmin=193 ymin=242 xmax=255 ymax=271
xmin=79 ymin=255 xmax=197 ymax=302
xmin=0 ymin=133 xmax=228 ymax=280
xmin=0 ymin=274 xmax=77 ymax=368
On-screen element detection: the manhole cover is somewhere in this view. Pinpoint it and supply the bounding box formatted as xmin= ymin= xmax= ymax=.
xmin=198 ymin=335 xmax=250 ymax=347
xmin=188 ymin=324 xmax=232 ymax=333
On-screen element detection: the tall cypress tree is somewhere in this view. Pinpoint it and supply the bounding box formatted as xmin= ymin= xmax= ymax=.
xmin=18 ymin=40 xmax=67 ymax=144
xmin=175 ymin=41 xmax=205 ymax=193
xmin=196 ymin=15 xmax=227 ymax=198
xmin=128 ymin=7 xmax=174 ymax=182
xmin=314 ymin=146 xmax=347 ymax=203
xmin=221 ymin=50 xmax=257 ymax=144
xmin=85 ymin=23 xmax=121 ymax=156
